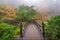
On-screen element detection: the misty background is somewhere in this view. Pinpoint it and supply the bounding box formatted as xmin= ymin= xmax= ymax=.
xmin=0 ymin=0 xmax=60 ymax=16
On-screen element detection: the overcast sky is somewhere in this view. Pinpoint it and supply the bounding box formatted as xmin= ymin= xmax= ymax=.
xmin=0 ymin=0 xmax=60 ymax=16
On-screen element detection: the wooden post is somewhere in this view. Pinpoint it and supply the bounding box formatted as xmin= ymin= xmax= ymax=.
xmin=20 ymin=21 xmax=23 ymax=37
xmin=42 ymin=21 xmax=45 ymax=37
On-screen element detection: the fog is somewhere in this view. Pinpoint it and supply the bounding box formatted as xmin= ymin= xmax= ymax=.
xmin=0 ymin=0 xmax=60 ymax=16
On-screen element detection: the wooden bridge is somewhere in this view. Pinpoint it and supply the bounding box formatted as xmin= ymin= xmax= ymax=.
xmin=16 ymin=22 xmax=47 ymax=40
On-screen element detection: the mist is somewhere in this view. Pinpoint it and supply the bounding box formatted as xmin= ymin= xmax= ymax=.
xmin=0 ymin=0 xmax=60 ymax=16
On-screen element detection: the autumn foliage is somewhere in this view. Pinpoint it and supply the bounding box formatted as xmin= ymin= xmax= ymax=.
xmin=0 ymin=5 xmax=16 ymax=21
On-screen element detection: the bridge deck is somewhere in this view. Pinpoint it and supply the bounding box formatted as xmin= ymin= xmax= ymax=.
xmin=16 ymin=23 xmax=44 ymax=40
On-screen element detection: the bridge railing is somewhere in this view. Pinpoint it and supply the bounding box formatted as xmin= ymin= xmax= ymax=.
xmin=33 ymin=22 xmax=43 ymax=34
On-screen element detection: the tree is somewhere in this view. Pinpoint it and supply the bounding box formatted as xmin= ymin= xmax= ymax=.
xmin=16 ymin=5 xmax=37 ymax=37
xmin=2 ymin=5 xmax=16 ymax=20
xmin=0 ymin=5 xmax=16 ymax=23
xmin=0 ymin=4 xmax=6 ymax=22
xmin=16 ymin=5 xmax=37 ymax=22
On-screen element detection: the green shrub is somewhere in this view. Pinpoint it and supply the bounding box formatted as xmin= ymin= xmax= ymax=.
xmin=0 ymin=23 xmax=20 ymax=40
xmin=45 ymin=15 xmax=60 ymax=40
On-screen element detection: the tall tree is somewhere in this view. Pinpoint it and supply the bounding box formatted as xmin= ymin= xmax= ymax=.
xmin=16 ymin=5 xmax=37 ymax=37
xmin=16 ymin=5 xmax=37 ymax=22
